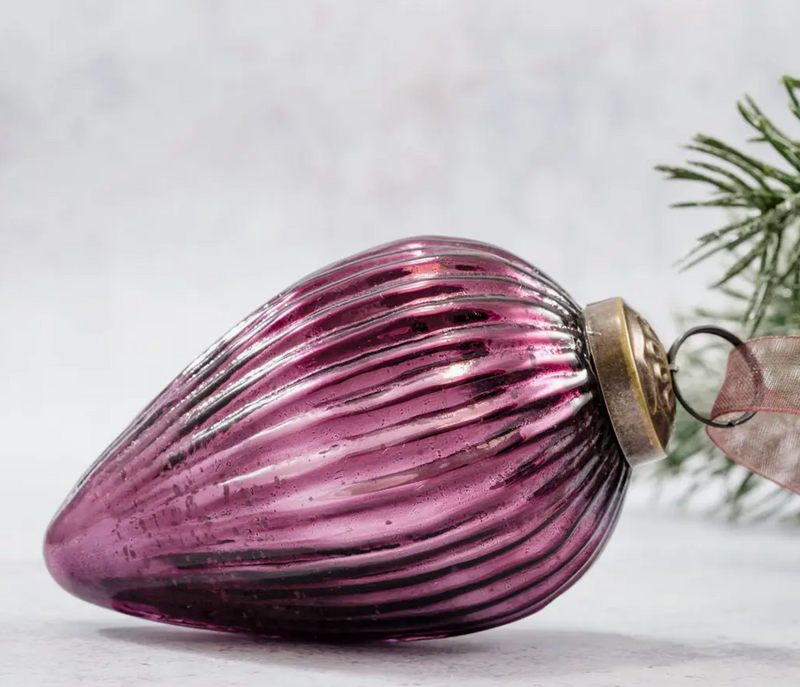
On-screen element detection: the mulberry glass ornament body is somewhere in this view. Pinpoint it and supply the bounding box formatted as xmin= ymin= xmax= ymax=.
xmin=45 ymin=236 xmax=675 ymax=640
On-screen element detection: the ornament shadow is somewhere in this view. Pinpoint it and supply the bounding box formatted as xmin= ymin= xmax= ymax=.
xmin=98 ymin=624 xmax=800 ymax=681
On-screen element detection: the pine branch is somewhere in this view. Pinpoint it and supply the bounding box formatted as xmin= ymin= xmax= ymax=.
xmin=656 ymin=76 xmax=800 ymax=335
xmin=653 ymin=76 xmax=800 ymax=522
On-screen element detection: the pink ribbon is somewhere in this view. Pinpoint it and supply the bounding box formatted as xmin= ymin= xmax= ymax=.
xmin=707 ymin=336 xmax=800 ymax=495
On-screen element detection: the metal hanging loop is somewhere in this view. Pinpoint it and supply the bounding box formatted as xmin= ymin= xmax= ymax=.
xmin=667 ymin=325 xmax=757 ymax=429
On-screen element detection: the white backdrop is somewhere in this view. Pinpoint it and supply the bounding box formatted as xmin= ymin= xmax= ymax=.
xmin=2 ymin=1 xmax=800 ymax=559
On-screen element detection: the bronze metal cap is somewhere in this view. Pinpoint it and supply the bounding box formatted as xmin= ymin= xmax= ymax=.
xmin=584 ymin=298 xmax=676 ymax=468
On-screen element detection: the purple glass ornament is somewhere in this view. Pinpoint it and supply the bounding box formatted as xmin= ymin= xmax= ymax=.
xmin=45 ymin=236 xmax=629 ymax=641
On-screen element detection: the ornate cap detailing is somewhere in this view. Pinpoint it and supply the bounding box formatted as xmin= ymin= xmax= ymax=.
xmin=584 ymin=298 xmax=675 ymax=468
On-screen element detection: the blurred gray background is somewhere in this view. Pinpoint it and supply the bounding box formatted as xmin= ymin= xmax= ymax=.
xmin=2 ymin=1 xmax=799 ymax=558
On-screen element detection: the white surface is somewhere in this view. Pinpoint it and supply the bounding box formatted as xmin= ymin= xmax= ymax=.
xmin=2 ymin=2 xmax=800 ymax=684
xmin=2 ymin=508 xmax=798 ymax=686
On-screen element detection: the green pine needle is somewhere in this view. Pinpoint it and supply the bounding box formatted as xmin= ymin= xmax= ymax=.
xmin=656 ymin=75 xmax=800 ymax=335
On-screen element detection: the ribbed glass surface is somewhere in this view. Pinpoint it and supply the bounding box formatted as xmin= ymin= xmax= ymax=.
xmin=45 ymin=236 xmax=629 ymax=640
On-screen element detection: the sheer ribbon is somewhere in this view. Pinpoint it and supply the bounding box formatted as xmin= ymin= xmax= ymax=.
xmin=708 ymin=336 xmax=800 ymax=495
